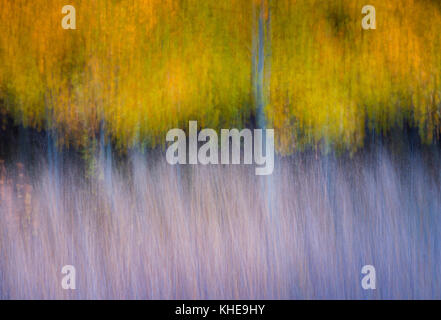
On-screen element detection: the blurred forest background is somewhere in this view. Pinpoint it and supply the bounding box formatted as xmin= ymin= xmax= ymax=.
xmin=1 ymin=0 xmax=441 ymax=300
xmin=1 ymin=0 xmax=441 ymax=154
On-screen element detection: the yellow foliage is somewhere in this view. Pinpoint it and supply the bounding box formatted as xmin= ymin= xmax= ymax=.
xmin=1 ymin=0 xmax=441 ymax=154
xmin=0 ymin=0 xmax=252 ymax=149
xmin=269 ymin=0 xmax=441 ymax=153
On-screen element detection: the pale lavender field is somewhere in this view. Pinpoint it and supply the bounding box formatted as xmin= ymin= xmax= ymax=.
xmin=0 ymin=138 xmax=440 ymax=299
